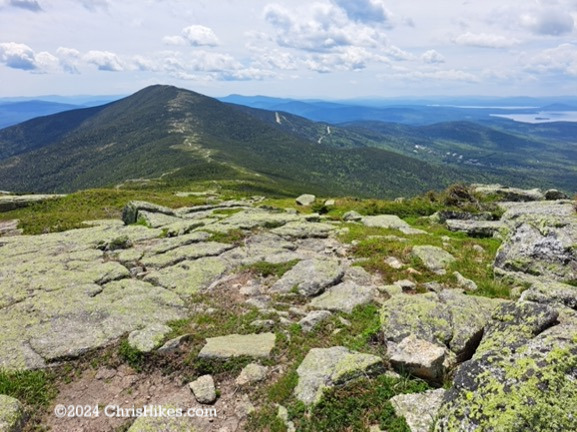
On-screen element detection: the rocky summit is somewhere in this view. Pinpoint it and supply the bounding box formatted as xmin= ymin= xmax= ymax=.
xmin=0 ymin=184 xmax=576 ymax=431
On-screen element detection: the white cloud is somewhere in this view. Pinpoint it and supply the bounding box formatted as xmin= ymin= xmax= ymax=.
xmin=0 ymin=42 xmax=38 ymax=70
xmin=421 ymin=49 xmax=445 ymax=64
xmin=331 ymin=0 xmax=391 ymax=24
xmin=387 ymin=67 xmax=479 ymax=83
xmin=454 ymin=32 xmax=519 ymax=49
xmin=162 ymin=35 xmax=186 ymax=46
xmin=305 ymin=46 xmax=387 ymax=73
xmin=182 ymin=25 xmax=220 ymax=47
xmin=83 ymin=50 xmax=124 ymax=71
xmin=384 ymin=45 xmax=414 ymax=61
xmin=524 ymin=43 xmax=577 ymax=76
xmin=79 ymin=0 xmax=109 ymax=12
xmin=8 ymin=0 xmax=42 ymax=12
xmin=56 ymin=47 xmax=81 ymax=73
xmin=264 ymin=2 xmax=387 ymax=52
xmin=520 ymin=7 xmax=575 ymax=36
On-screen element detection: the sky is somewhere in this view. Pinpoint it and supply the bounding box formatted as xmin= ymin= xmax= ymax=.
xmin=0 ymin=0 xmax=576 ymax=99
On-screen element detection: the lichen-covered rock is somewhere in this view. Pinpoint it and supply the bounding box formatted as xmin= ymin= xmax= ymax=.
xmin=0 ymin=395 xmax=24 ymax=432
xmin=295 ymin=346 xmax=383 ymax=405
xmin=140 ymin=241 xmax=233 ymax=268
xmin=381 ymin=291 xmax=504 ymax=360
xmin=362 ymin=215 xmax=426 ymax=235
xmin=446 ymin=219 xmax=505 ymax=238
xmin=473 ymin=184 xmax=544 ymax=202
xmin=198 ymin=333 xmax=276 ymax=359
xmin=453 ymin=271 xmax=478 ymax=291
xmin=189 ymin=374 xmax=217 ymax=404
xmin=0 ymin=194 xmax=65 ymax=212
xmin=296 ymin=194 xmax=316 ymax=206
xmin=127 ymin=408 xmax=196 ymax=431
xmin=271 ymin=221 xmax=335 ymax=239
xmin=411 ymin=245 xmax=456 ymax=275
xmin=391 ymin=388 xmax=445 ymax=432
xmin=298 ymin=310 xmax=332 ymax=333
xmin=270 ymin=258 xmax=344 ymax=297
xmin=389 ymin=335 xmax=447 ymax=383
xmin=143 ymin=257 xmax=227 ymax=297
xmin=235 ymin=363 xmax=269 ymax=386
xmin=121 ymin=200 xmax=176 ymax=225
xmin=128 ymin=324 xmax=172 ymax=353
xmin=494 ymin=200 xmax=577 ymax=283
xmin=435 ymin=302 xmax=575 ymax=432
xmin=343 ymin=210 xmax=363 ymax=221
xmin=310 ymin=281 xmax=375 ymax=313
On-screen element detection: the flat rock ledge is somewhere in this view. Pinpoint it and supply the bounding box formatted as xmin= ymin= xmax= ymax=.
xmin=198 ymin=333 xmax=276 ymax=359
xmin=295 ymin=346 xmax=383 ymax=405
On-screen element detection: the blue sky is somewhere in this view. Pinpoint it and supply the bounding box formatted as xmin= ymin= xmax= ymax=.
xmin=1 ymin=0 xmax=576 ymax=98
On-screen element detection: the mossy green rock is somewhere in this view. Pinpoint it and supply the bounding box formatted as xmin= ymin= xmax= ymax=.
xmin=128 ymin=323 xmax=172 ymax=353
xmin=295 ymin=346 xmax=383 ymax=405
xmin=411 ymin=245 xmax=456 ymax=275
xmin=435 ymin=301 xmax=576 ymax=432
xmin=310 ymin=281 xmax=375 ymax=313
xmin=270 ymin=258 xmax=344 ymax=296
xmin=381 ymin=291 xmax=504 ymax=359
xmin=0 ymin=395 xmax=24 ymax=432
xmin=198 ymin=333 xmax=276 ymax=359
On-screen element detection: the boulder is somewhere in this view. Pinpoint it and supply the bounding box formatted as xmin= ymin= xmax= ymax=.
xmin=271 ymin=221 xmax=335 ymax=239
xmin=434 ymin=302 xmax=575 ymax=432
xmin=295 ymin=346 xmax=383 ymax=405
xmin=453 ymin=271 xmax=478 ymax=291
xmin=310 ymin=281 xmax=375 ymax=313
xmin=381 ymin=291 xmax=504 ymax=360
xmin=270 ymin=258 xmax=344 ymax=297
xmin=343 ymin=211 xmax=363 ymax=222
xmin=544 ymin=189 xmax=569 ymax=200
xmin=391 ymin=388 xmax=446 ymax=432
xmin=121 ymin=200 xmax=177 ymax=225
xmin=198 ymin=333 xmax=276 ymax=359
xmin=411 ymin=245 xmax=456 ymax=275
xmin=389 ymin=335 xmax=447 ymax=383
xmin=494 ymin=200 xmax=577 ymax=283
xmin=473 ymin=184 xmax=544 ymax=201
xmin=362 ymin=215 xmax=426 ymax=235
xmin=128 ymin=323 xmax=172 ymax=353
xmin=446 ymin=219 xmax=505 ymax=238
xmin=189 ymin=374 xmax=217 ymax=404
xmin=157 ymin=334 xmax=192 ymax=354
xmin=0 ymin=395 xmax=24 ymax=432
xmin=299 ymin=310 xmax=333 ymax=333
xmin=296 ymin=194 xmax=316 ymax=206
xmin=235 ymin=363 xmax=269 ymax=386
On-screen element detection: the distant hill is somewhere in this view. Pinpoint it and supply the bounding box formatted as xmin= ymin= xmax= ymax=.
xmin=0 ymin=100 xmax=81 ymax=129
xmin=0 ymin=85 xmax=472 ymax=197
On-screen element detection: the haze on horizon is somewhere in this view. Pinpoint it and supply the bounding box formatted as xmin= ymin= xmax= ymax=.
xmin=1 ymin=0 xmax=576 ymax=100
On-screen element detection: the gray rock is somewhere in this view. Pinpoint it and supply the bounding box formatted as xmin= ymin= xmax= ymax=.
xmin=389 ymin=335 xmax=447 ymax=383
xmin=121 ymin=200 xmax=176 ymax=225
xmin=128 ymin=323 xmax=172 ymax=353
xmin=434 ymin=301 xmax=573 ymax=432
xmin=544 ymin=189 xmax=569 ymax=200
xmin=271 ymin=221 xmax=335 ymax=239
xmin=0 ymin=194 xmax=65 ymax=212
xmin=157 ymin=334 xmax=192 ymax=354
xmin=140 ymin=241 xmax=233 ymax=269
xmin=494 ymin=200 xmax=577 ymax=283
xmin=324 ymin=199 xmax=336 ymax=207
xmin=446 ymin=219 xmax=505 ymax=238
xmin=343 ymin=211 xmax=363 ymax=222
xmin=235 ymin=363 xmax=269 ymax=386
xmin=270 ymin=258 xmax=344 ymax=297
xmin=411 ymin=245 xmax=456 ymax=275
xmin=295 ymin=346 xmax=383 ymax=405
xmin=296 ymin=194 xmax=316 ymax=206
xmin=391 ymin=388 xmax=445 ymax=432
xmin=127 ymin=407 xmax=195 ymax=431
xmin=310 ymin=281 xmax=375 ymax=313
xmin=0 ymin=220 xmax=22 ymax=237
xmin=299 ymin=310 xmax=333 ymax=333
xmin=453 ymin=271 xmax=478 ymax=291
xmin=381 ymin=291 xmax=504 ymax=360
xmin=198 ymin=333 xmax=276 ymax=359
xmin=277 ymin=405 xmax=296 ymax=432
xmin=473 ymin=184 xmax=544 ymax=201
xmin=189 ymin=374 xmax=217 ymax=404
xmin=362 ymin=215 xmax=425 ymax=235
xmin=250 ymin=319 xmax=275 ymax=330
xmin=0 ymin=395 xmax=24 ymax=432
xmin=384 ymin=256 xmax=404 ymax=269
xmin=394 ymin=279 xmax=416 ymax=291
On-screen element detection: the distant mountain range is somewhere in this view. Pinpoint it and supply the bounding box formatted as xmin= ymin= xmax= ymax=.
xmin=0 ymin=85 xmax=576 ymax=196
